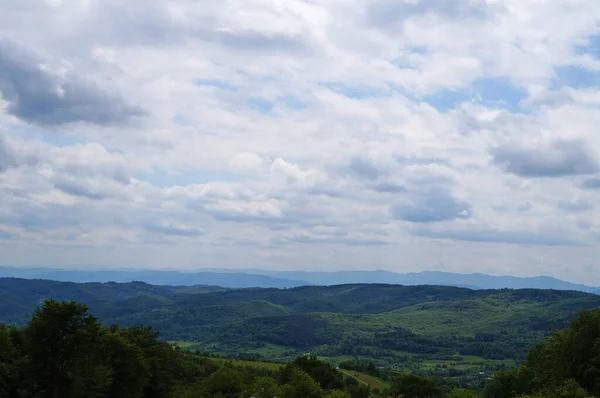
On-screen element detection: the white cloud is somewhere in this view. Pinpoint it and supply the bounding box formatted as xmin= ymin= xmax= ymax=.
xmin=0 ymin=0 xmax=599 ymax=283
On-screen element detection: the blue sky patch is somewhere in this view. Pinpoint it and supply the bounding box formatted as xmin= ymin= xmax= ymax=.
xmin=423 ymin=77 xmax=527 ymax=112
xmin=10 ymin=125 xmax=87 ymax=147
xmin=323 ymin=82 xmax=390 ymax=99
xmin=280 ymin=96 xmax=306 ymax=110
xmin=247 ymin=97 xmax=274 ymax=114
xmin=574 ymin=34 xmax=600 ymax=59
xmin=135 ymin=168 xmax=242 ymax=187
xmin=553 ymin=65 xmax=600 ymax=89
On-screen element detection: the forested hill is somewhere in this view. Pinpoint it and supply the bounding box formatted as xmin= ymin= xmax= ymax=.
xmin=2 ymin=277 xmax=600 ymax=372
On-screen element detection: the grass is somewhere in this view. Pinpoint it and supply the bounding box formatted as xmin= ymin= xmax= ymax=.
xmin=339 ymin=369 xmax=391 ymax=390
xmin=170 ymin=340 xmax=203 ymax=349
xmin=249 ymin=343 xmax=289 ymax=357
xmin=204 ymin=356 xmax=284 ymax=371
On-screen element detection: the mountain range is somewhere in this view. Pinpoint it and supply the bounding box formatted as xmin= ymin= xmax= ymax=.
xmin=0 ymin=266 xmax=597 ymax=293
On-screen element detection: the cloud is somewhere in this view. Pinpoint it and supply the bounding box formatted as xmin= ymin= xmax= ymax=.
xmin=0 ymin=133 xmax=18 ymax=172
xmin=0 ymin=131 xmax=40 ymax=172
xmin=144 ymin=223 xmax=203 ymax=237
xmin=1 ymin=0 xmax=600 ymax=283
xmin=0 ymin=39 xmax=146 ymax=126
xmin=348 ymin=157 xmax=384 ymax=181
xmin=558 ymin=199 xmax=593 ymax=213
xmin=582 ymin=177 xmax=600 ymax=189
xmin=390 ymin=189 xmax=471 ymax=223
xmin=412 ymin=225 xmax=585 ymax=247
xmin=491 ymin=140 xmax=599 ymax=177
xmin=367 ymin=0 xmax=490 ymax=27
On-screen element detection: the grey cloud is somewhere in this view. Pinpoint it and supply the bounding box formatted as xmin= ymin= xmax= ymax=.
xmin=558 ymin=200 xmax=593 ymax=213
xmin=395 ymin=155 xmax=450 ymax=167
xmin=0 ymin=201 xmax=86 ymax=232
xmin=0 ymin=231 xmax=15 ymax=240
xmin=208 ymin=30 xmax=308 ymax=52
xmin=348 ymin=157 xmax=384 ymax=181
xmin=491 ymin=140 xmax=599 ymax=177
xmin=368 ymin=0 xmax=489 ymax=27
xmin=276 ymin=234 xmax=389 ymax=247
xmin=0 ymin=131 xmax=40 ymax=172
xmin=0 ymin=39 xmax=146 ymax=126
xmin=52 ymin=177 xmax=110 ymax=201
xmin=412 ymin=226 xmax=584 ymax=247
xmin=144 ymin=224 xmax=203 ymax=237
xmin=558 ymin=200 xmax=594 ymax=213
xmin=373 ymin=182 xmax=406 ymax=193
xmin=582 ymin=177 xmax=600 ymax=189
xmin=61 ymin=163 xmax=131 ymax=185
xmin=0 ymin=133 xmax=18 ymax=172
xmin=390 ymin=189 xmax=471 ymax=223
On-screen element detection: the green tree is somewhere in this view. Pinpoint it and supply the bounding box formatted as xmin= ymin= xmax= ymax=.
xmin=281 ymin=368 xmax=323 ymax=398
xmin=204 ymin=367 xmax=245 ymax=397
xmin=289 ymin=355 xmax=345 ymax=390
xmin=323 ymin=390 xmax=351 ymax=398
xmin=520 ymin=379 xmax=593 ymax=398
xmin=450 ymin=388 xmax=478 ymax=398
xmin=524 ymin=309 xmax=600 ymax=395
xmin=390 ymin=373 xmax=443 ymax=398
xmin=246 ymin=376 xmax=281 ymax=398
xmin=118 ymin=325 xmax=177 ymax=398
xmin=104 ymin=331 xmax=150 ymax=398
xmin=0 ymin=325 xmax=16 ymax=398
xmin=24 ymin=299 xmax=109 ymax=398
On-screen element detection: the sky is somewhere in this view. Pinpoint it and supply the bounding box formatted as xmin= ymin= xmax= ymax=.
xmin=0 ymin=0 xmax=599 ymax=284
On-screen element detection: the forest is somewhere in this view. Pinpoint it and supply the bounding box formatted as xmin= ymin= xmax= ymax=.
xmin=2 ymin=278 xmax=600 ymax=375
xmin=1 ymin=299 xmax=599 ymax=397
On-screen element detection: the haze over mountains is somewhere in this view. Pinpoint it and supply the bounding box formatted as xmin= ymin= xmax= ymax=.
xmin=0 ymin=266 xmax=598 ymax=293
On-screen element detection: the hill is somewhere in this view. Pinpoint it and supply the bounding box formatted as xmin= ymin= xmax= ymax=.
xmin=1 ymin=277 xmax=599 ymax=374
xmin=0 ymin=266 xmax=310 ymax=288
xmin=2 ymin=266 xmax=597 ymax=292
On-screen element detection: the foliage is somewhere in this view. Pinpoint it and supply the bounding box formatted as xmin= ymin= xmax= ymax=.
xmin=390 ymin=373 xmax=444 ymax=398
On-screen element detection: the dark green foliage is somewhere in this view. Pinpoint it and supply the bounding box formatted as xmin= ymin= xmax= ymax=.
xmin=0 ymin=299 xmax=399 ymax=398
xmin=25 ymin=299 xmax=107 ymax=398
xmin=390 ymin=373 xmax=444 ymax=398
xmin=288 ymin=355 xmax=345 ymax=390
xmin=484 ymin=308 xmax=600 ymax=398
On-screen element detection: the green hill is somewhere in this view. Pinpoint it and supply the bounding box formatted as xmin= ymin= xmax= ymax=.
xmin=2 ymin=278 xmax=599 ymax=374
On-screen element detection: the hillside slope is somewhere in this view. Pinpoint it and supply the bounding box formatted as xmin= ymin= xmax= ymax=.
xmin=2 ymin=278 xmax=599 ymax=370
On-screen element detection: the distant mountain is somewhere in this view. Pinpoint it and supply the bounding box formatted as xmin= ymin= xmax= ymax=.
xmin=1 ymin=266 xmax=597 ymax=293
xmin=0 ymin=267 xmax=310 ymax=289
xmin=200 ymin=269 xmax=600 ymax=293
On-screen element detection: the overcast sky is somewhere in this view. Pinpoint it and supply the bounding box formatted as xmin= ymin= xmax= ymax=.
xmin=0 ymin=0 xmax=599 ymax=283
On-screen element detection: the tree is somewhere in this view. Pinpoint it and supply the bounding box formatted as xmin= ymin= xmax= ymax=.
xmin=450 ymin=388 xmax=478 ymax=398
xmin=0 ymin=325 xmax=16 ymax=398
xmin=289 ymin=355 xmax=345 ymax=390
xmin=24 ymin=299 xmax=109 ymax=398
xmin=118 ymin=325 xmax=178 ymax=398
xmin=281 ymin=368 xmax=323 ymax=398
xmin=246 ymin=376 xmax=281 ymax=398
xmin=204 ymin=367 xmax=245 ymax=397
xmin=323 ymin=391 xmax=351 ymax=398
xmin=390 ymin=373 xmax=443 ymax=398
xmin=103 ymin=332 xmax=150 ymax=398
xmin=524 ymin=309 xmax=600 ymax=395
xmin=520 ymin=379 xmax=593 ymax=398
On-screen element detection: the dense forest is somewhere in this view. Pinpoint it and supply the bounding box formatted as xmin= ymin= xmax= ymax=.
xmin=0 ymin=299 xmax=599 ymax=397
xmin=2 ymin=278 xmax=600 ymax=375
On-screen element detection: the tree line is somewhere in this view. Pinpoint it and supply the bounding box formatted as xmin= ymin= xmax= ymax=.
xmin=0 ymin=299 xmax=598 ymax=397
